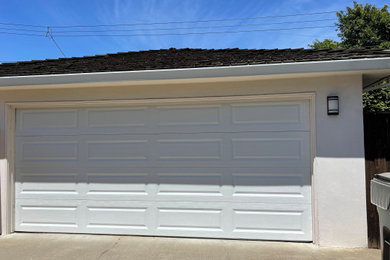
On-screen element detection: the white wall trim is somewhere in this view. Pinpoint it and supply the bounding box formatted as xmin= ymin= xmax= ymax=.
xmin=1 ymin=104 xmax=15 ymax=235
xmin=6 ymin=92 xmax=315 ymax=108
xmin=0 ymin=57 xmax=389 ymax=89
xmin=1 ymin=93 xmax=316 ymax=241
xmin=309 ymin=95 xmax=318 ymax=245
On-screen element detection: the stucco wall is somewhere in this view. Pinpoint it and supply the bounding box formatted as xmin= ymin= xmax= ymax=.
xmin=0 ymin=73 xmax=367 ymax=247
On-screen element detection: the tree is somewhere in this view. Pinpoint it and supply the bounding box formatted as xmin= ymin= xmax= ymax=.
xmin=337 ymin=2 xmax=390 ymax=49
xmin=363 ymin=85 xmax=390 ymax=113
xmin=309 ymin=2 xmax=390 ymax=113
xmin=308 ymin=39 xmax=341 ymax=49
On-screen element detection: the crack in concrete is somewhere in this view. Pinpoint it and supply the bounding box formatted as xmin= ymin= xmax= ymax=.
xmin=97 ymin=237 xmax=121 ymax=259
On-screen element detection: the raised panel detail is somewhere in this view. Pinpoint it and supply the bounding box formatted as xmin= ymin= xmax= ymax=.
xmin=18 ymin=110 xmax=78 ymax=131
xmin=157 ymin=208 xmax=223 ymax=231
xmin=157 ymin=173 xmax=223 ymax=196
xmin=157 ymin=139 xmax=222 ymax=160
xmin=87 ymin=173 xmax=148 ymax=195
xmin=87 ymin=140 xmax=148 ymax=160
xmin=19 ymin=206 xmax=78 ymax=227
xmin=232 ymin=103 xmax=301 ymax=124
xmin=87 ymin=108 xmax=148 ymax=128
xmin=87 ymin=207 xmax=148 ymax=229
xmin=19 ymin=174 xmax=78 ymax=195
xmin=157 ymin=106 xmax=220 ymax=126
xmin=232 ymin=138 xmax=301 ymax=159
xmin=22 ymin=142 xmax=78 ymax=161
xmin=233 ymin=209 xmax=304 ymax=233
xmin=232 ymin=173 xmax=304 ymax=197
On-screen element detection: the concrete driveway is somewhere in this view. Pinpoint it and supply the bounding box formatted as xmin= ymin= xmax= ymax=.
xmin=0 ymin=233 xmax=380 ymax=260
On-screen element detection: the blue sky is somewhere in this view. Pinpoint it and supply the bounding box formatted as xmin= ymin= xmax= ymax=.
xmin=0 ymin=0 xmax=388 ymax=62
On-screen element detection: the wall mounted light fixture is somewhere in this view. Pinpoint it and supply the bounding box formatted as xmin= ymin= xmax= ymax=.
xmin=327 ymin=96 xmax=339 ymax=115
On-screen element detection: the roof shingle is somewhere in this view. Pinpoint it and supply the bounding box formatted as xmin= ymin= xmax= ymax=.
xmin=1 ymin=48 xmax=390 ymax=77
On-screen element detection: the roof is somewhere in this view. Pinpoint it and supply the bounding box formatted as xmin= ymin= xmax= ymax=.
xmin=1 ymin=48 xmax=390 ymax=77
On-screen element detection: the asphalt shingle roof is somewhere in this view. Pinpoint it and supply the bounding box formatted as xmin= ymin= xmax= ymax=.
xmin=1 ymin=48 xmax=390 ymax=77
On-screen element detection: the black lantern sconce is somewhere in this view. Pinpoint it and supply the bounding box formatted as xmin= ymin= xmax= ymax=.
xmin=327 ymin=96 xmax=339 ymax=115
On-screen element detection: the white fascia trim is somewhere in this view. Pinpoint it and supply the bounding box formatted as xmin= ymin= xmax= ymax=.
xmin=0 ymin=57 xmax=390 ymax=87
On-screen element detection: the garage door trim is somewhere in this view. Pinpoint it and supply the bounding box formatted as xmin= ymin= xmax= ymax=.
xmin=1 ymin=92 xmax=316 ymax=241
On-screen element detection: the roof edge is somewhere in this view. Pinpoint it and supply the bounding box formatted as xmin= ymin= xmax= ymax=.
xmin=0 ymin=57 xmax=390 ymax=89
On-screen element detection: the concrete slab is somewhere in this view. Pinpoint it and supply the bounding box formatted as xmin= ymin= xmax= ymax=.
xmin=0 ymin=233 xmax=380 ymax=260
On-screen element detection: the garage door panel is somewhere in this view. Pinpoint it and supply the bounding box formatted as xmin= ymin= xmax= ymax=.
xmin=16 ymin=101 xmax=310 ymax=137
xmin=84 ymin=200 xmax=154 ymax=231
xmin=15 ymin=166 xmax=310 ymax=204
xmin=230 ymin=132 xmax=310 ymax=165
xmin=86 ymin=206 xmax=149 ymax=230
xmin=153 ymin=167 xmax=310 ymax=204
xmin=16 ymin=132 xmax=309 ymax=169
xmin=231 ymin=168 xmax=311 ymax=204
xmin=15 ymin=99 xmax=312 ymax=241
xmin=17 ymin=140 xmax=79 ymax=163
xmin=155 ymin=105 xmax=221 ymax=127
xmin=16 ymin=109 xmax=80 ymax=136
xmin=86 ymin=139 xmax=149 ymax=161
xmin=15 ymin=167 xmax=81 ymax=200
xmin=157 ymin=207 xmax=223 ymax=232
xmin=156 ymin=137 xmax=223 ymax=162
xmin=230 ymin=101 xmax=310 ymax=131
xmin=156 ymin=168 xmax=224 ymax=197
xmin=16 ymin=176 xmax=79 ymax=198
xmin=86 ymin=107 xmax=149 ymax=129
xmin=86 ymin=170 xmax=150 ymax=198
xmin=231 ymin=203 xmax=312 ymax=240
xmin=155 ymin=132 xmax=309 ymax=168
xmin=15 ymin=199 xmax=81 ymax=233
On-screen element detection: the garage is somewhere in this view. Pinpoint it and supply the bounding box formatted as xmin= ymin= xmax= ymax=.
xmin=14 ymin=97 xmax=312 ymax=241
xmin=2 ymin=48 xmax=384 ymax=247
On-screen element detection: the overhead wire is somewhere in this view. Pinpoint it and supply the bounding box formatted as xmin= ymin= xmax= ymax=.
xmin=0 ymin=27 xmax=46 ymax=33
xmin=0 ymin=10 xmax=337 ymax=38
xmin=0 ymin=31 xmax=44 ymax=37
xmin=51 ymin=18 xmax=336 ymax=34
xmin=0 ymin=22 xmax=46 ymax=28
xmin=46 ymin=29 xmax=66 ymax=57
xmin=0 ymin=10 xmax=337 ymax=29
xmin=0 ymin=10 xmax=338 ymax=57
xmin=50 ymin=25 xmax=335 ymax=37
xmin=0 ymin=25 xmax=336 ymax=38
xmin=49 ymin=10 xmax=337 ymax=28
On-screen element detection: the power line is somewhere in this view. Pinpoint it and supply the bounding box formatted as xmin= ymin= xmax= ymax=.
xmin=52 ymin=18 xmax=336 ymax=34
xmin=0 ymin=30 xmax=66 ymax=56
xmin=0 ymin=27 xmax=46 ymax=33
xmin=51 ymin=11 xmax=337 ymax=28
xmin=0 ymin=18 xmax=336 ymax=36
xmin=48 ymin=34 xmax=66 ymax=57
xmin=0 ymin=31 xmax=43 ymax=36
xmin=0 ymin=10 xmax=337 ymax=29
xmin=51 ymin=25 xmax=335 ymax=37
xmin=0 ymin=25 xmax=336 ymax=38
xmin=0 ymin=22 xmax=46 ymax=28
xmin=46 ymin=28 xmax=66 ymax=57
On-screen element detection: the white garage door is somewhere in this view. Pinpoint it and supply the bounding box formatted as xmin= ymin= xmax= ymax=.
xmin=14 ymin=98 xmax=312 ymax=241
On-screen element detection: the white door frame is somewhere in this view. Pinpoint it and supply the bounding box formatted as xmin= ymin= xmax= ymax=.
xmin=1 ymin=93 xmax=316 ymax=242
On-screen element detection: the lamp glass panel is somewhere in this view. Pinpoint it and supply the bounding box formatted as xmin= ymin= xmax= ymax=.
xmin=328 ymin=99 xmax=339 ymax=112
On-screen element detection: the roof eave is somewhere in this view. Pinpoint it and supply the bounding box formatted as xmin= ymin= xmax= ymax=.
xmin=0 ymin=57 xmax=390 ymax=90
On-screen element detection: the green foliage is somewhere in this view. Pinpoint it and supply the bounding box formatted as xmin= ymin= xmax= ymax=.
xmin=309 ymin=2 xmax=390 ymax=49
xmin=309 ymin=2 xmax=390 ymax=112
xmin=363 ymin=87 xmax=390 ymax=113
xmin=336 ymin=2 xmax=390 ymax=48
xmin=308 ymin=39 xmax=341 ymax=49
